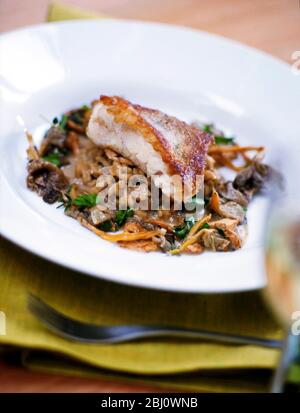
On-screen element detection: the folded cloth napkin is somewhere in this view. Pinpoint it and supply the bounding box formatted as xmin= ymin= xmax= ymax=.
xmin=0 ymin=234 xmax=282 ymax=392
xmin=0 ymin=1 xmax=284 ymax=393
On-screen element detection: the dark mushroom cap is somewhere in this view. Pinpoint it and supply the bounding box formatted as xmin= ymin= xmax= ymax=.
xmin=27 ymin=159 xmax=68 ymax=204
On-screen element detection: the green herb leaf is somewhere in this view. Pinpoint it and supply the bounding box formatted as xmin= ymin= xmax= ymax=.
xmin=59 ymin=114 xmax=69 ymax=130
xmin=201 ymin=223 xmax=210 ymax=229
xmin=173 ymin=217 xmax=195 ymax=239
xmin=73 ymin=193 xmax=97 ymax=208
xmin=214 ymin=135 xmax=235 ymax=145
xmin=115 ymin=210 xmax=127 ymax=226
xmin=202 ymin=123 xmax=213 ymax=133
xmin=42 ymin=152 xmax=62 ymax=167
xmin=81 ymin=104 xmax=90 ymax=111
xmin=115 ymin=208 xmax=134 ymax=227
xmin=98 ymin=220 xmax=113 ymax=232
xmin=173 ymin=226 xmax=187 ymax=239
xmin=202 ymin=123 xmax=235 ymax=145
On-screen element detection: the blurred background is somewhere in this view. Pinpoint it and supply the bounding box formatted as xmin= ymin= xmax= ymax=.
xmin=0 ymin=0 xmax=299 ymax=63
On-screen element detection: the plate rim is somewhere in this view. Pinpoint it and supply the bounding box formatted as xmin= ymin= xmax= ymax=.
xmin=0 ymin=18 xmax=291 ymax=71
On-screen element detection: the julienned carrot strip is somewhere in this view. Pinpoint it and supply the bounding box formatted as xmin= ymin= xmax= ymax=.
xmin=209 ymin=145 xmax=264 ymax=154
xmin=188 ymin=214 xmax=212 ymax=237
xmin=147 ymin=219 xmax=173 ymax=233
xmin=215 ymin=154 xmax=246 ymax=172
xmin=79 ymin=218 xmax=160 ymax=242
xmin=170 ymin=230 xmax=206 ymax=255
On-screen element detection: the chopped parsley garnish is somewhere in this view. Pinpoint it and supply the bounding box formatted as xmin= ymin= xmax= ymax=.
xmin=214 ymin=135 xmax=235 ymax=145
xmin=42 ymin=152 xmax=62 ymax=167
xmin=201 ymin=223 xmax=210 ymax=229
xmin=173 ymin=217 xmax=195 ymax=239
xmin=59 ymin=114 xmax=69 ymax=130
xmin=115 ymin=208 xmax=134 ymax=227
xmin=73 ymin=193 xmax=98 ymax=208
xmin=202 ymin=123 xmax=213 ymax=133
xmin=52 ymin=114 xmax=68 ymax=130
xmin=42 ymin=147 xmax=65 ymax=167
xmin=98 ymin=220 xmax=113 ymax=232
xmin=58 ymin=189 xmax=98 ymax=210
xmin=202 ymin=123 xmax=235 ymax=145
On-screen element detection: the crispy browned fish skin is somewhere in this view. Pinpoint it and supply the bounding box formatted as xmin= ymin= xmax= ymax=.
xmin=88 ymin=95 xmax=213 ymax=196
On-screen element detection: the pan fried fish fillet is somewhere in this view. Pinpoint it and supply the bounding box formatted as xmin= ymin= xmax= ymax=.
xmin=87 ymin=96 xmax=213 ymax=199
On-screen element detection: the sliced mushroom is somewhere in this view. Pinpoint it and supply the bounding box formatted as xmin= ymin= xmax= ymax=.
xmin=124 ymin=221 xmax=144 ymax=233
xmin=130 ymin=215 xmax=156 ymax=231
xmin=210 ymin=218 xmax=238 ymax=232
xmin=27 ymin=159 xmax=68 ymax=204
xmin=209 ymin=190 xmax=246 ymax=223
xmin=39 ymin=126 xmax=67 ymax=156
xmin=210 ymin=218 xmax=243 ymax=249
xmin=200 ymin=229 xmax=230 ymax=251
xmin=90 ymin=207 xmax=112 ymax=225
xmin=159 ymin=236 xmax=175 ymax=252
xmin=217 ymin=181 xmax=249 ymax=207
xmin=233 ymin=161 xmax=276 ymax=196
xmin=218 ymin=201 xmax=246 ymax=224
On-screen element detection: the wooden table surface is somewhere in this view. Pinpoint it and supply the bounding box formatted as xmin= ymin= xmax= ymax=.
xmin=0 ymin=0 xmax=299 ymax=393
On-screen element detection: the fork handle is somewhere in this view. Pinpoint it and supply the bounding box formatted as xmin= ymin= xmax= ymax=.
xmin=102 ymin=325 xmax=282 ymax=348
xmin=28 ymin=294 xmax=283 ymax=348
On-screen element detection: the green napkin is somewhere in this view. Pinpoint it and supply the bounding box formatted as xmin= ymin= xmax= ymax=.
xmin=0 ymin=1 xmax=284 ymax=392
xmin=0 ymin=236 xmax=282 ymax=392
xmin=47 ymin=1 xmax=108 ymax=21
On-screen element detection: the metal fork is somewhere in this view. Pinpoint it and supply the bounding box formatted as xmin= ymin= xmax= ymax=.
xmin=28 ymin=294 xmax=282 ymax=348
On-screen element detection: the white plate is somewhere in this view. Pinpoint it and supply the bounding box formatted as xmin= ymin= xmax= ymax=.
xmin=0 ymin=20 xmax=299 ymax=293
